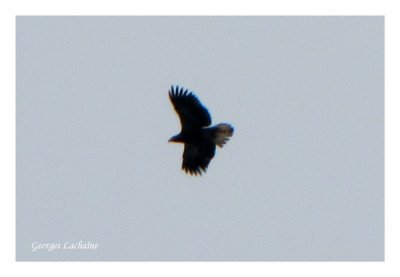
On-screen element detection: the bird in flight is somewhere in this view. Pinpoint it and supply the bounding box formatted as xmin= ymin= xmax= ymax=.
xmin=168 ymin=85 xmax=234 ymax=175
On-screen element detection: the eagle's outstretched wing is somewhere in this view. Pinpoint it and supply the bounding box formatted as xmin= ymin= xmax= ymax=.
xmin=169 ymin=85 xmax=211 ymax=130
xmin=182 ymin=142 xmax=216 ymax=175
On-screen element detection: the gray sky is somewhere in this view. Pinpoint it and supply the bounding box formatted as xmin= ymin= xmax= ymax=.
xmin=16 ymin=16 xmax=384 ymax=261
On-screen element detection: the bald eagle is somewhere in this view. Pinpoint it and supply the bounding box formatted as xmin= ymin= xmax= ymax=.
xmin=168 ymin=85 xmax=234 ymax=175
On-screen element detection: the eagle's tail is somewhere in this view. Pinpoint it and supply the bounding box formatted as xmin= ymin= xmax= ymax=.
xmin=214 ymin=123 xmax=234 ymax=148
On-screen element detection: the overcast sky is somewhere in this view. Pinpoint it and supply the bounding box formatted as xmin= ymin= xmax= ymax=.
xmin=16 ymin=16 xmax=384 ymax=261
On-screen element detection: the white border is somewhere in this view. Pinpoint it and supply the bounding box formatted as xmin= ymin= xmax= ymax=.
xmin=1 ymin=1 xmax=399 ymax=276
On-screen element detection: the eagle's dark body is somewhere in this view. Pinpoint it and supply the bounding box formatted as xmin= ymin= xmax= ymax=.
xmin=168 ymin=85 xmax=234 ymax=175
